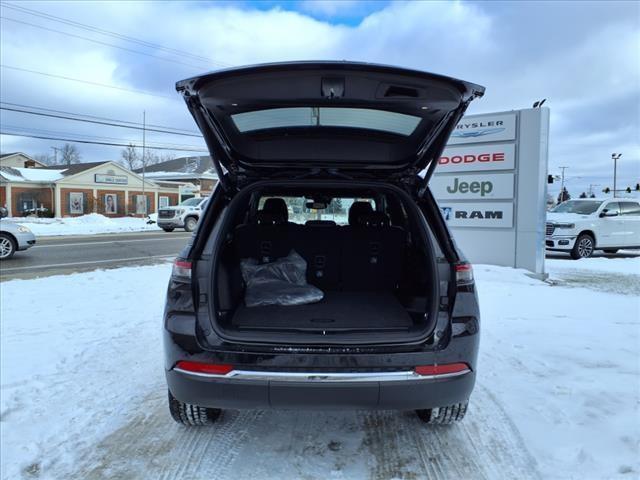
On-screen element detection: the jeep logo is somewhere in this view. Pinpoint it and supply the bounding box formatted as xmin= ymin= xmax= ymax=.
xmin=446 ymin=177 xmax=493 ymax=197
xmin=455 ymin=210 xmax=503 ymax=219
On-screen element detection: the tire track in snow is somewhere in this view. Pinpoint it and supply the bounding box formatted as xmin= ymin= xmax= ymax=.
xmin=358 ymin=384 xmax=540 ymax=480
xmin=71 ymin=392 xmax=260 ymax=480
xmin=68 ymin=384 xmax=540 ymax=480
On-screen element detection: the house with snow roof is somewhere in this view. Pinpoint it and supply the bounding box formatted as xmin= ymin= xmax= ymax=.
xmin=0 ymin=160 xmax=185 ymax=218
xmin=134 ymin=155 xmax=218 ymax=198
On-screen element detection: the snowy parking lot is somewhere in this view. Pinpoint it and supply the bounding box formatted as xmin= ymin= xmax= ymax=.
xmin=3 ymin=213 xmax=161 ymax=237
xmin=1 ymin=256 xmax=639 ymax=479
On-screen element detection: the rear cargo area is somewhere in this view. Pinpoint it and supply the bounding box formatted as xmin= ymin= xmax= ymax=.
xmin=232 ymin=291 xmax=412 ymax=332
xmin=213 ymin=189 xmax=439 ymax=342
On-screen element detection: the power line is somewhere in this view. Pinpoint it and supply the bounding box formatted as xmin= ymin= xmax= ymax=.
xmin=0 ymin=64 xmax=176 ymax=99
xmin=0 ymin=131 xmax=208 ymax=152
xmin=0 ymin=16 xmax=209 ymax=71
xmin=1 ymin=105 xmax=202 ymax=137
xmin=0 ymin=1 xmax=231 ymax=67
xmin=0 ymin=101 xmax=198 ymax=133
xmin=2 ymin=124 xmax=205 ymax=150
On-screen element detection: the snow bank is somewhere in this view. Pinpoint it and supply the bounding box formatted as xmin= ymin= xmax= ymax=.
xmin=1 ymin=264 xmax=172 ymax=479
xmin=1 ymin=259 xmax=638 ymax=479
xmin=5 ymin=213 xmax=161 ymax=236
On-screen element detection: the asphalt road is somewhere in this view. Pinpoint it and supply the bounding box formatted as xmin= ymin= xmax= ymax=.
xmin=0 ymin=231 xmax=192 ymax=280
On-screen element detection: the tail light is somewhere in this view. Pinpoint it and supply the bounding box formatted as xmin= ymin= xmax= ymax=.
xmin=172 ymin=259 xmax=192 ymax=279
xmin=455 ymin=262 xmax=474 ymax=286
xmin=415 ymin=363 xmax=470 ymax=376
xmin=175 ymin=361 xmax=233 ymax=375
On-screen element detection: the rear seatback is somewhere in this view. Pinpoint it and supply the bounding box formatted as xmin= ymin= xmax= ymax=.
xmin=296 ymin=223 xmax=342 ymax=290
xmin=234 ymin=199 xmax=404 ymax=292
xmin=341 ymin=209 xmax=404 ymax=291
xmin=234 ymin=198 xmax=295 ymax=262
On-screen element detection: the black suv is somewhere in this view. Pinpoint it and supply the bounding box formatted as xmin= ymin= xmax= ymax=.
xmin=164 ymin=62 xmax=484 ymax=426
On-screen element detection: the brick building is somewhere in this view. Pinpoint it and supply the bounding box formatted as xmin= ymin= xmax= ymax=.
xmin=0 ymin=159 xmax=184 ymax=218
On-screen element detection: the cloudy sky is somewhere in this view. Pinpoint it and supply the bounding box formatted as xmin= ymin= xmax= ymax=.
xmin=1 ymin=0 xmax=638 ymax=197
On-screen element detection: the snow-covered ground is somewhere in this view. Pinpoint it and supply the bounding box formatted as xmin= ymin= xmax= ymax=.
xmin=4 ymin=213 xmax=161 ymax=236
xmin=1 ymin=256 xmax=638 ymax=479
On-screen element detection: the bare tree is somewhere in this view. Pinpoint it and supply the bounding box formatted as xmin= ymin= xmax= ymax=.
xmin=59 ymin=143 xmax=81 ymax=165
xmin=120 ymin=143 xmax=139 ymax=170
xmin=140 ymin=150 xmax=171 ymax=168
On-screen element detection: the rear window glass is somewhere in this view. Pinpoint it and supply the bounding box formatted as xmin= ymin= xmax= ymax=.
xmin=620 ymin=202 xmax=640 ymax=215
xmin=232 ymin=107 xmax=421 ymax=136
xmin=258 ymin=196 xmax=376 ymax=225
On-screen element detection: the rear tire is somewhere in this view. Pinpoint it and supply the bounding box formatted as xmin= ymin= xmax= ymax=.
xmin=0 ymin=233 xmax=16 ymax=259
xmin=416 ymin=401 xmax=468 ymax=425
xmin=162 ymin=227 xmax=175 ymax=232
xmin=184 ymin=216 xmax=198 ymax=232
xmin=570 ymin=233 xmax=595 ymax=259
xmin=168 ymin=390 xmax=221 ymax=426
xmin=603 ymin=249 xmax=618 ymax=254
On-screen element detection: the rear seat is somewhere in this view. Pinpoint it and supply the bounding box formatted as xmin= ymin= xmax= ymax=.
xmin=234 ymin=198 xmax=295 ymax=262
xmin=341 ymin=203 xmax=404 ymax=291
xmin=235 ymin=199 xmax=404 ymax=292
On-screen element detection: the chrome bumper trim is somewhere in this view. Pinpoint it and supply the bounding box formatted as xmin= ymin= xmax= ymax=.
xmin=172 ymin=368 xmax=471 ymax=382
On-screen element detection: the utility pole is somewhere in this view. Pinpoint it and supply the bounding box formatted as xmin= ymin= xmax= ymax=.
xmin=50 ymin=146 xmax=61 ymax=165
xmin=559 ymin=166 xmax=569 ymax=201
xmin=588 ymin=184 xmax=600 ymax=197
xmin=142 ymin=110 xmax=146 ymax=214
xmin=611 ymin=153 xmax=621 ymax=198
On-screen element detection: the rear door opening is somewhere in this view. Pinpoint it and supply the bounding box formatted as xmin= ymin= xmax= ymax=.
xmin=204 ymin=181 xmax=448 ymax=346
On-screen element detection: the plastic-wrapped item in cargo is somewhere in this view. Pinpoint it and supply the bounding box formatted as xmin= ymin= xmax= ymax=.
xmin=240 ymin=250 xmax=324 ymax=307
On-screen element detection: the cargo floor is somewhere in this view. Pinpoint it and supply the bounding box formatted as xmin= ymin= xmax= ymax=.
xmin=232 ymin=291 xmax=413 ymax=331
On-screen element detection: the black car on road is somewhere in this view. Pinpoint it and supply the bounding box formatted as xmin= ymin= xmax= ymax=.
xmin=164 ymin=62 xmax=484 ymax=426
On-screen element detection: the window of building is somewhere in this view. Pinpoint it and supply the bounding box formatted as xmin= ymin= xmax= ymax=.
xmin=17 ymin=192 xmax=36 ymax=213
xmin=135 ymin=195 xmax=148 ymax=214
xmin=159 ymin=196 xmax=170 ymax=208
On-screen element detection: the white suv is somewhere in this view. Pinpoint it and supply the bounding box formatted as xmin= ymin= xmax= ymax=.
xmin=157 ymin=197 xmax=207 ymax=232
xmin=546 ymin=198 xmax=640 ymax=259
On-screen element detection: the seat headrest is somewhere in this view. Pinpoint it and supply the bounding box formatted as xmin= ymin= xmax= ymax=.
xmin=262 ymin=198 xmax=288 ymax=222
xmin=358 ymin=212 xmax=391 ymax=227
xmin=255 ymin=211 xmax=286 ymax=225
xmin=348 ymin=201 xmax=374 ymax=226
xmin=305 ymin=219 xmax=337 ymax=226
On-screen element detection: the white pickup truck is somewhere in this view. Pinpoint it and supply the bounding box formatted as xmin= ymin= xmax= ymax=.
xmin=546 ymin=198 xmax=640 ymax=259
xmin=157 ymin=197 xmax=207 ymax=232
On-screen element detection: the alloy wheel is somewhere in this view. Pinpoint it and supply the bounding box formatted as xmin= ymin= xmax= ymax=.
xmin=0 ymin=237 xmax=13 ymax=259
xmin=577 ymin=237 xmax=593 ymax=258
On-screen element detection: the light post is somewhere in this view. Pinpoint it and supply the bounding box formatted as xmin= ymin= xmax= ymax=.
xmin=559 ymin=166 xmax=569 ymax=202
xmin=611 ymin=153 xmax=621 ymax=198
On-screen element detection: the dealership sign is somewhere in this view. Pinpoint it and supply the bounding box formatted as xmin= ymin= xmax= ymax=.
xmin=430 ymin=173 xmax=514 ymax=200
xmin=430 ymin=108 xmax=549 ymax=275
xmin=438 ymin=143 xmax=515 ymax=173
xmin=95 ymin=173 xmax=128 ymax=185
xmin=439 ymin=202 xmax=514 ymax=228
xmin=448 ymin=113 xmax=517 ymax=145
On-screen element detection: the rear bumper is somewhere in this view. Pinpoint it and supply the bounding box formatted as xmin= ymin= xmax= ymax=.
xmin=166 ymin=367 xmax=475 ymax=410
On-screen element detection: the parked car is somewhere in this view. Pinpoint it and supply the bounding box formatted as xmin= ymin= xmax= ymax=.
xmin=0 ymin=219 xmax=36 ymax=259
xmin=157 ymin=197 xmax=208 ymax=232
xmin=164 ymin=62 xmax=484 ymax=426
xmin=546 ymin=198 xmax=640 ymax=259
